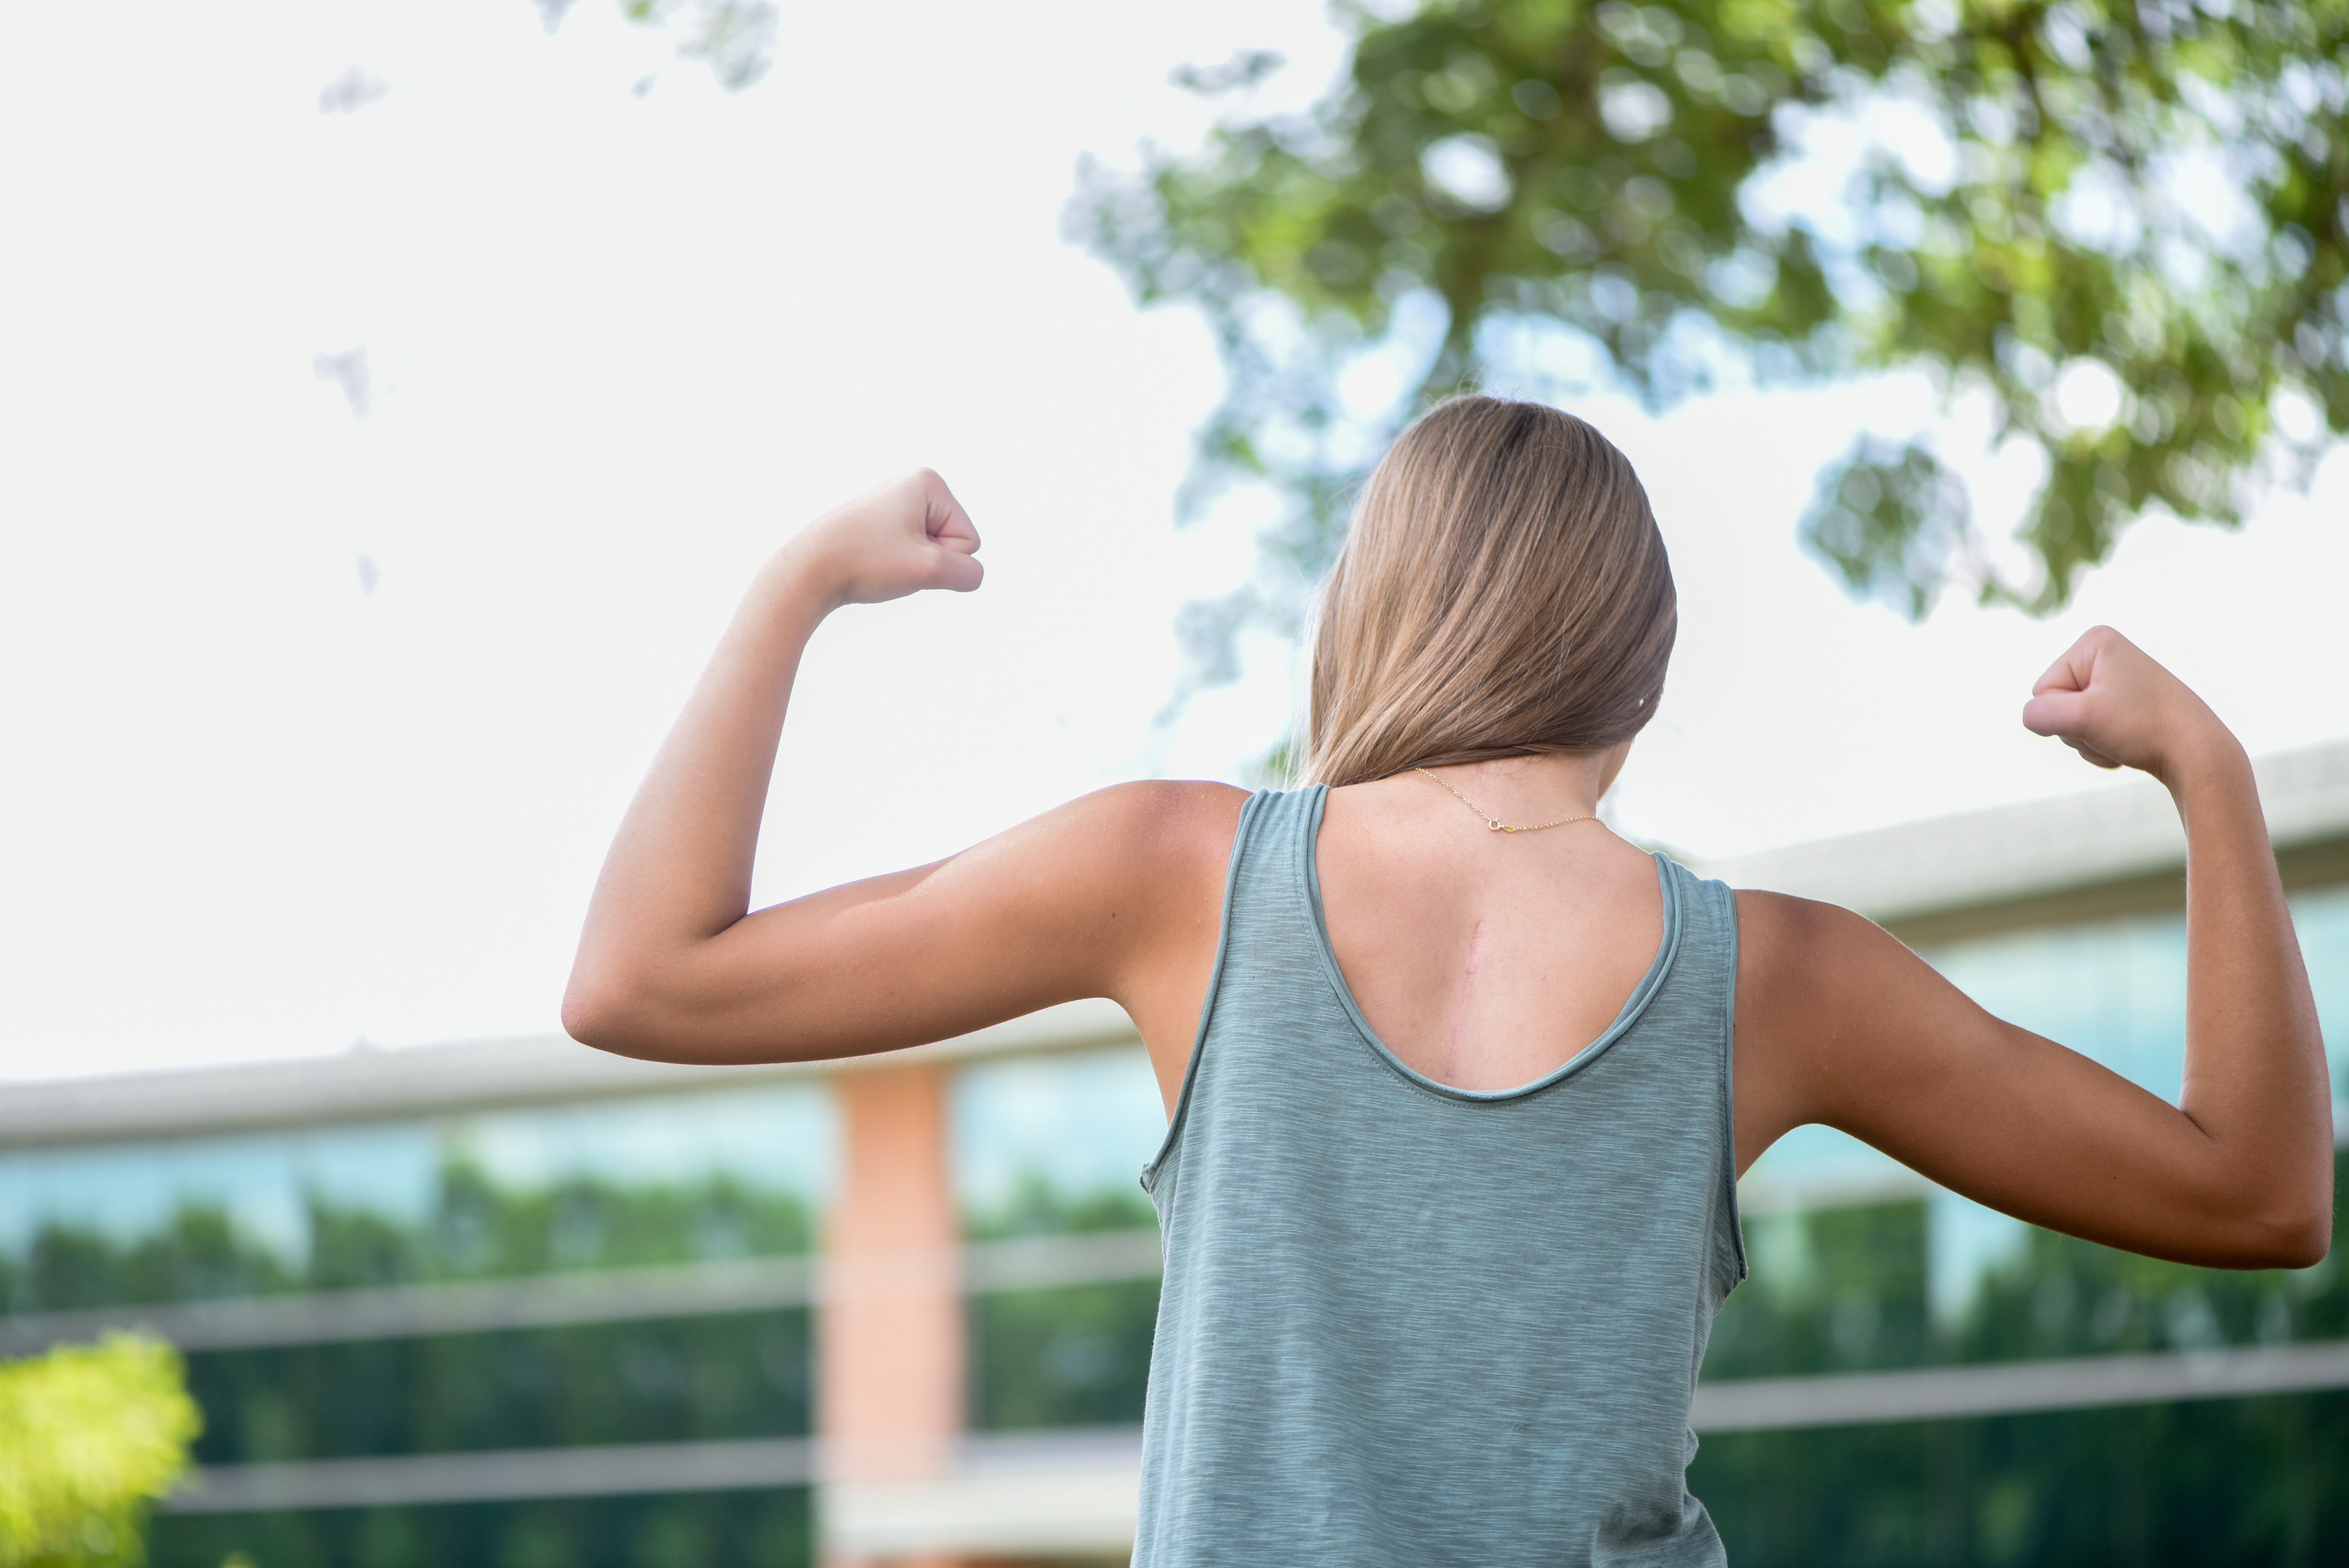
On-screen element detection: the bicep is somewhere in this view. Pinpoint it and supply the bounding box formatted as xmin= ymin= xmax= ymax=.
xmin=576 ymin=781 xmax=1242 ymax=1066
xmin=1734 ymin=892 xmax=2254 ymax=1267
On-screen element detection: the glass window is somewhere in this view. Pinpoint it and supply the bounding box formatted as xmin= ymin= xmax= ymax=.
xmin=0 ymin=1082 xmax=835 ymax=1300
xmin=951 ymin=1044 xmax=1164 ymax=1228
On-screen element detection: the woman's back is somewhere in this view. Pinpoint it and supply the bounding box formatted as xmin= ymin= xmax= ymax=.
xmin=1319 ymin=759 xmax=1664 ymax=1093
xmin=1140 ymin=786 xmax=1742 ymax=1567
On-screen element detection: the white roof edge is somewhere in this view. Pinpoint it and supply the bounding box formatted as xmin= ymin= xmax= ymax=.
xmin=0 ymin=998 xmax=1140 ymax=1150
xmin=1688 ymin=737 xmax=2349 ymax=926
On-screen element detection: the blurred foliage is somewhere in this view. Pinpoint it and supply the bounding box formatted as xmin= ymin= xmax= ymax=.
xmin=4 ymin=1170 xmax=816 ymax=1568
xmin=965 ymin=1177 xmax=1161 ymax=1432
xmin=1952 ymin=1201 xmax=2349 ymax=1363
xmin=1708 ymin=1156 xmax=2349 ymax=1381
xmin=182 ymin=1311 xmax=808 ymax=1467
xmin=0 ymin=1170 xmax=815 ymax=1464
xmin=0 ymin=1334 xmax=200 ymax=1568
xmin=963 ymin=1174 xmax=1159 ymax=1244
xmin=0 ymin=1164 xmax=813 ymax=1315
xmin=1694 ymin=1393 xmax=2348 ymax=1564
xmin=1707 ymin=1199 xmax=1934 ymax=1376
xmin=1074 ymin=0 xmax=2349 ymax=671
xmin=1706 ymin=1173 xmax=2347 ymax=1562
xmin=13 ymin=1146 xmax=2339 ymax=1564
xmin=969 ymin=1279 xmax=1160 ymax=1432
xmin=530 ymin=0 xmax=776 ymax=91
xmin=152 ymin=1491 xmax=810 ymax=1568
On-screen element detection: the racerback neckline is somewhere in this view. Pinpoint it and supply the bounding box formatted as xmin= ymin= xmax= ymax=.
xmin=1297 ymin=782 xmax=1684 ymax=1104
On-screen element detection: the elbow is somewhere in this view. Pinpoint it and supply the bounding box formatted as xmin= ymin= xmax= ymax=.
xmin=2226 ymin=1187 xmax=2334 ymax=1272
xmin=2256 ymin=1209 xmax=2333 ymax=1272
xmin=562 ymin=955 xmax=801 ymax=1065
xmin=561 ymin=964 xmax=666 ymax=1059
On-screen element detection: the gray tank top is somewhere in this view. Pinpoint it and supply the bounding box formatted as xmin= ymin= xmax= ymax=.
xmin=1134 ymin=786 xmax=1747 ymax=1566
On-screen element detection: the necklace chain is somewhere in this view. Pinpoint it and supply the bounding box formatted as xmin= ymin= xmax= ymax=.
xmin=1413 ymin=767 xmax=1601 ymax=835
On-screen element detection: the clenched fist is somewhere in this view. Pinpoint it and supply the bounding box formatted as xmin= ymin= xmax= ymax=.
xmin=2022 ymin=626 xmax=2238 ymax=785
xmin=781 ymin=468 xmax=983 ymax=610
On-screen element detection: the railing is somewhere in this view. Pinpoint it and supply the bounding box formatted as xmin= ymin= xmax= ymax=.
xmin=12 ymin=1228 xmax=2344 ymax=1517
xmin=154 ymin=1340 xmax=2349 ymax=1514
xmin=0 ymin=1229 xmax=1163 ymax=1354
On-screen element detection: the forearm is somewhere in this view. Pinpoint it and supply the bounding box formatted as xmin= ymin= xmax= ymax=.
xmin=567 ymin=549 xmax=832 ymax=1026
xmin=563 ymin=469 xmax=986 ymax=1056
xmin=2170 ymin=737 xmax=2333 ymax=1253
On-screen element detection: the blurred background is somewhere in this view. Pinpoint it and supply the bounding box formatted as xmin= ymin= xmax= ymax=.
xmin=2 ymin=0 xmax=2345 ymax=1563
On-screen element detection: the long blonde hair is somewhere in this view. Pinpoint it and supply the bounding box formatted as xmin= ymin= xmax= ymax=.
xmin=1301 ymin=396 xmax=1677 ymax=788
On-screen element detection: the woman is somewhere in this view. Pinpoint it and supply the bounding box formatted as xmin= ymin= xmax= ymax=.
xmin=564 ymin=397 xmax=2331 ymax=1563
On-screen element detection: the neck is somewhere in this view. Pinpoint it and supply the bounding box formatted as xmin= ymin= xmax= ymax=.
xmin=1421 ymin=749 xmax=1621 ymax=813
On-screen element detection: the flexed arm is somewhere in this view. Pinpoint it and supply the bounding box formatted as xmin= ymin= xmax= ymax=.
xmin=1734 ymin=627 xmax=2333 ymax=1270
xmin=561 ymin=471 xmax=1242 ymax=1078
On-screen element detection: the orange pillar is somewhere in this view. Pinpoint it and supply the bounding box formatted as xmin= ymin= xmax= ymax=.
xmin=821 ymin=1059 xmax=967 ymax=1568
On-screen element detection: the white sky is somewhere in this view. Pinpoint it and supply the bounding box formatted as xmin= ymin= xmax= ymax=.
xmin=3 ymin=0 xmax=2344 ymax=1082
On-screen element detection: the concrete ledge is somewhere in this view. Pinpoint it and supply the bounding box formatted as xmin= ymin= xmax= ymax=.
xmin=1689 ymin=1340 xmax=2349 ymax=1432
xmin=166 ymin=1437 xmax=817 ymax=1513
xmin=824 ymin=1430 xmax=1145 ymax=1560
xmin=0 ymin=998 xmax=1140 ymax=1149
xmin=1694 ymin=738 xmax=2349 ymax=930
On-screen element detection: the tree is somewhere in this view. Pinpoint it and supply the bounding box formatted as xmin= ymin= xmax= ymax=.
xmin=0 ymin=1335 xmax=200 ymax=1568
xmin=531 ymin=0 xmax=777 ymax=92
xmin=1072 ymin=0 xmax=2348 ymax=680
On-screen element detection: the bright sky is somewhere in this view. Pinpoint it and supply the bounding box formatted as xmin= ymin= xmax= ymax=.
xmin=4 ymin=0 xmax=2344 ymax=1082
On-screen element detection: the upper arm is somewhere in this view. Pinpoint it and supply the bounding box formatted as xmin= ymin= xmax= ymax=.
xmin=566 ymin=780 xmax=1247 ymax=1072
xmin=1732 ymin=890 xmax=2310 ymax=1270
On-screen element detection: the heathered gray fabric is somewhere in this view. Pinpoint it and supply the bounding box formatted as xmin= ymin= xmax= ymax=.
xmin=1134 ymin=786 xmax=1746 ymax=1567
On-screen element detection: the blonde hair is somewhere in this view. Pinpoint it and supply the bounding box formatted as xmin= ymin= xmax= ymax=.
xmin=1301 ymin=396 xmax=1677 ymax=788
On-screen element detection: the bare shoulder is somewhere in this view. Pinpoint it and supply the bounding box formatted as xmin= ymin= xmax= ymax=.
xmin=1051 ymin=779 xmax=1249 ymax=889
xmin=1733 ymin=889 xmax=1901 ymax=997
xmin=1030 ymin=781 xmax=1250 ymax=948
xmin=1729 ymin=888 xmax=1962 ymax=1170
xmin=1080 ymin=778 xmax=1251 ymax=845
xmin=1054 ymin=781 xmax=1249 ymax=1094
xmin=1733 ymin=887 xmax=1964 ymax=1053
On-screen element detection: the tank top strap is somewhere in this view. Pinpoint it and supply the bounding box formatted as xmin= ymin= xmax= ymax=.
xmin=1227 ymin=784 xmax=1325 ymax=954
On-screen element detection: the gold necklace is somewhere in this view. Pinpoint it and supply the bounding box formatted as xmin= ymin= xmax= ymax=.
xmin=1414 ymin=766 xmax=1601 ymax=834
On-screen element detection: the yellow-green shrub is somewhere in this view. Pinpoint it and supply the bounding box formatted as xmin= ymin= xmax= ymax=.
xmin=0 ymin=1334 xmax=200 ymax=1568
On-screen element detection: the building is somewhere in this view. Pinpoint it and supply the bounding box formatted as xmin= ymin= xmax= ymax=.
xmin=6 ymin=742 xmax=2348 ymax=1567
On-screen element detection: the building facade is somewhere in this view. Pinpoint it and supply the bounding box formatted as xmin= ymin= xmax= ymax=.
xmin=6 ymin=743 xmax=2348 ymax=1567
